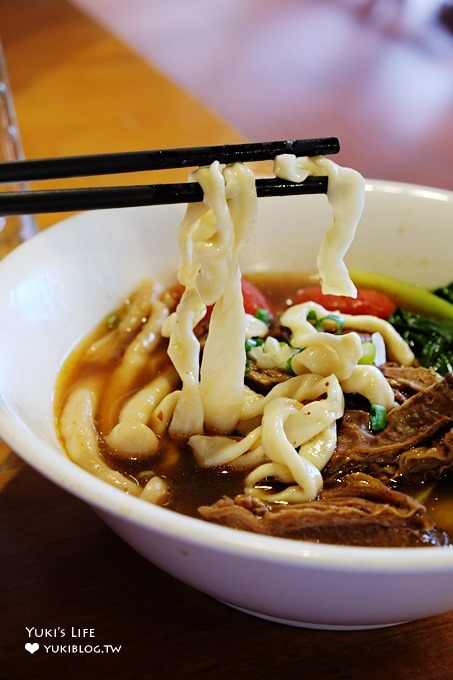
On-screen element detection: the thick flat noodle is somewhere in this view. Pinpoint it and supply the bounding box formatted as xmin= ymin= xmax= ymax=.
xmin=84 ymin=280 xmax=154 ymax=365
xmin=326 ymin=372 xmax=453 ymax=481
xmin=280 ymin=301 xmax=406 ymax=410
xmin=274 ymin=155 xmax=365 ymax=297
xmin=166 ymin=162 xmax=257 ymax=436
xmin=199 ymin=473 xmax=448 ymax=547
xmin=60 ymin=380 xmax=140 ymax=495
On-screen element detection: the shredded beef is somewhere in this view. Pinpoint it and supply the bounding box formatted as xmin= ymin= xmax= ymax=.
xmin=396 ymin=430 xmax=453 ymax=484
xmin=325 ymin=372 xmax=453 ymax=483
xmin=381 ymin=363 xmax=442 ymax=403
xmin=245 ymin=365 xmax=289 ymax=394
xmin=198 ymin=473 xmax=449 ymax=547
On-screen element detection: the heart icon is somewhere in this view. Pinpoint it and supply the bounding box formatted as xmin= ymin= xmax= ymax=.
xmin=25 ymin=642 xmax=39 ymax=654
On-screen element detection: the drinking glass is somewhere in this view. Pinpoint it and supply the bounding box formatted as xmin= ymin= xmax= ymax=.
xmin=0 ymin=41 xmax=36 ymax=485
xmin=0 ymin=41 xmax=36 ymax=257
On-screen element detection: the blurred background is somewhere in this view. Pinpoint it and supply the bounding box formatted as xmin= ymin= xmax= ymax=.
xmin=70 ymin=0 xmax=453 ymax=188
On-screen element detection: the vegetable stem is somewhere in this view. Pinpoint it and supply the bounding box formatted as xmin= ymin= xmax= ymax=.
xmin=350 ymin=270 xmax=453 ymax=321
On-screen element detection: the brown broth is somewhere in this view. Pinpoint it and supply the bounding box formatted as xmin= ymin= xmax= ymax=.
xmin=104 ymin=438 xmax=245 ymax=517
xmin=246 ymin=270 xmax=314 ymax=310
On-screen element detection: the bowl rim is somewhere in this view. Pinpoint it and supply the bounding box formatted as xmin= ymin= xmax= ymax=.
xmin=1 ymin=177 xmax=453 ymax=573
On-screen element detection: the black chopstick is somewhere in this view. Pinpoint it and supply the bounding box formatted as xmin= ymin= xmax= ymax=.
xmin=0 ymin=137 xmax=339 ymax=183
xmin=0 ymin=176 xmax=328 ymax=215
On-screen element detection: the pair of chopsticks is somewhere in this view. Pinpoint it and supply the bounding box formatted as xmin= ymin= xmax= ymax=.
xmin=0 ymin=137 xmax=339 ymax=215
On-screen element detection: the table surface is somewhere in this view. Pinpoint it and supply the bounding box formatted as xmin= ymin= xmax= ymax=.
xmin=1 ymin=2 xmax=453 ymax=678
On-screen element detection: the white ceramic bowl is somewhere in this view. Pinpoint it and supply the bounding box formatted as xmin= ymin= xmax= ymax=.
xmin=0 ymin=180 xmax=452 ymax=630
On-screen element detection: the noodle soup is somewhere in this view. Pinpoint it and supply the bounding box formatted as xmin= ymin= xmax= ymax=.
xmin=55 ymin=270 xmax=453 ymax=547
xmin=54 ymin=158 xmax=453 ymax=550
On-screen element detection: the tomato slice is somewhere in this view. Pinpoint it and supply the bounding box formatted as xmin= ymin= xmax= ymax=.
xmin=202 ymin=276 xmax=273 ymax=321
xmin=241 ymin=277 xmax=273 ymax=317
xmin=293 ymin=285 xmax=396 ymax=319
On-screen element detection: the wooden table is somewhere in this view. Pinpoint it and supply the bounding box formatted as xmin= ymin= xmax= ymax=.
xmin=1 ymin=2 xmax=452 ymax=678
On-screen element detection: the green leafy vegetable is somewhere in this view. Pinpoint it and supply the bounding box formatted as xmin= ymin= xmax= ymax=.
xmin=388 ymin=307 xmax=453 ymax=375
xmin=432 ymin=282 xmax=453 ymax=305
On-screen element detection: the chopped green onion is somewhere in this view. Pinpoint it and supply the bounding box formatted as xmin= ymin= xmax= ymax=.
xmin=245 ymin=337 xmax=264 ymax=373
xmin=285 ymin=355 xmax=295 ymax=375
xmin=306 ymin=310 xmax=344 ymax=334
xmin=255 ymin=307 xmax=271 ymax=325
xmin=314 ymin=314 xmax=344 ymax=334
xmin=104 ymin=311 xmax=119 ymax=330
xmin=369 ymin=404 xmax=387 ymax=433
xmin=285 ymin=347 xmax=303 ymax=375
xmin=245 ymin=337 xmax=264 ymax=354
xmin=359 ymin=341 xmax=376 ymax=365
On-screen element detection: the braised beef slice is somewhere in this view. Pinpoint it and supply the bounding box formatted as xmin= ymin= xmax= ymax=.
xmin=381 ymin=363 xmax=442 ymax=403
xmin=198 ymin=473 xmax=448 ymax=547
xmin=269 ymin=315 xmax=291 ymax=343
xmin=245 ymin=365 xmax=289 ymax=394
xmin=325 ymin=372 xmax=453 ymax=482
xmin=397 ymin=430 xmax=453 ymax=484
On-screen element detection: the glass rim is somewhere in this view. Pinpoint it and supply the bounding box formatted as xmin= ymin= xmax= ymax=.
xmin=0 ymin=39 xmax=37 ymax=243
xmin=0 ymin=39 xmax=25 ymax=163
